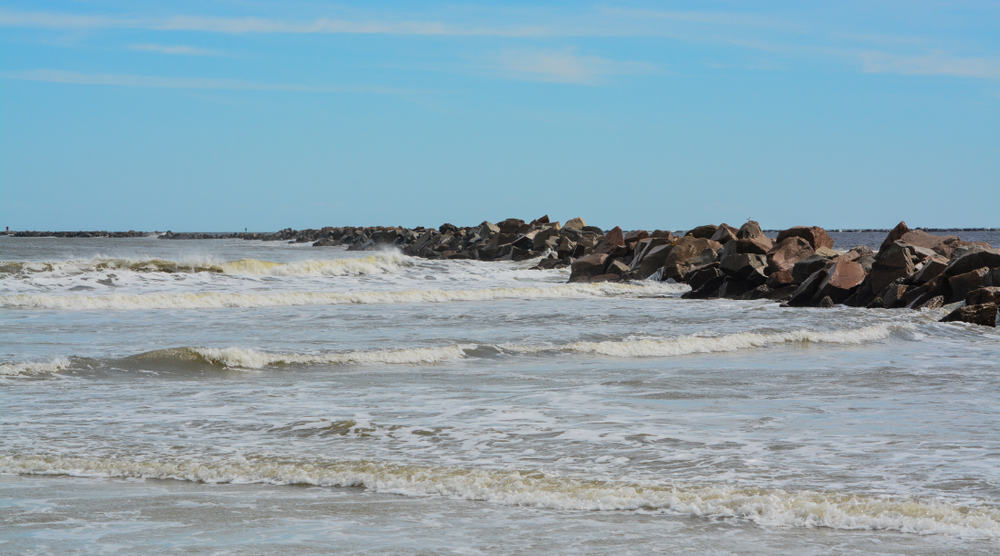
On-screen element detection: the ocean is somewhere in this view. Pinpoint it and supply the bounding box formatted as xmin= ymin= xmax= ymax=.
xmin=1 ymin=232 xmax=998 ymax=554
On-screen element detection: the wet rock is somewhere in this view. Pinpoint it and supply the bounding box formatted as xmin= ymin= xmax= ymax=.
xmin=569 ymin=254 xmax=609 ymax=282
xmin=818 ymin=296 xmax=835 ymax=308
xmin=967 ymin=287 xmax=1000 ymax=306
xmin=941 ymin=303 xmax=998 ymax=327
xmin=787 ymin=268 xmax=829 ymax=307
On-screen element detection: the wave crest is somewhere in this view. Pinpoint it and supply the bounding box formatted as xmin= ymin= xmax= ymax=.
xmin=2 ymin=454 xmax=996 ymax=537
xmin=0 ymin=252 xmax=409 ymax=277
xmin=0 ymin=358 xmax=70 ymax=377
xmin=0 ymin=282 xmax=689 ymax=311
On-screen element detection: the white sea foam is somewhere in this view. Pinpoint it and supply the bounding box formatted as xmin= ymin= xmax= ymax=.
xmin=0 ymin=358 xmax=70 ymax=377
xmin=2 ymin=454 xmax=996 ymax=537
xmin=142 ymin=345 xmax=470 ymax=369
xmin=505 ymin=324 xmax=907 ymax=358
xmin=0 ymin=252 xmax=409 ymax=277
xmin=0 ymin=282 xmax=688 ymax=311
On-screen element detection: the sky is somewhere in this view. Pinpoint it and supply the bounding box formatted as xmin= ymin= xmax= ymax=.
xmin=1 ymin=1 xmax=998 ymax=231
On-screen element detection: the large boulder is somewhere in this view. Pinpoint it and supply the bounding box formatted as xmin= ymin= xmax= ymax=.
xmin=685 ymin=224 xmax=718 ymax=239
xmin=967 ymin=287 xmax=1000 ymax=306
xmin=709 ymin=223 xmax=738 ymax=244
xmin=630 ymin=241 xmax=673 ymax=280
xmin=775 ymin=226 xmax=834 ymax=250
xmin=787 ymin=267 xmax=829 ymax=307
xmin=594 ymin=226 xmax=626 ymax=255
xmin=767 ymin=236 xmax=815 ymax=275
xmin=563 ymin=217 xmax=587 ymax=231
xmin=948 ymin=267 xmax=992 ymax=302
xmin=942 ymin=248 xmax=1000 ymax=278
xmin=734 ymin=220 xmax=773 ymax=253
xmin=793 ymin=254 xmax=835 ymax=284
xmin=720 ymin=251 xmax=767 ymax=284
xmin=661 ymin=237 xmax=723 ymax=281
xmin=941 ymin=303 xmax=998 ymax=327
xmin=569 ymin=254 xmax=609 ymax=282
xmin=814 ymin=258 xmax=867 ymax=303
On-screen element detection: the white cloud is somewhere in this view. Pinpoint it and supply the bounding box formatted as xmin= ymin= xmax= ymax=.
xmin=494 ymin=49 xmax=655 ymax=84
xmin=0 ymin=9 xmax=550 ymax=37
xmin=861 ymin=51 xmax=1000 ymax=78
xmin=2 ymin=69 xmax=405 ymax=94
xmin=128 ymin=43 xmax=221 ymax=56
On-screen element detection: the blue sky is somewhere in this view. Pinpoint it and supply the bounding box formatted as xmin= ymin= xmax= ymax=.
xmin=1 ymin=1 xmax=998 ymax=231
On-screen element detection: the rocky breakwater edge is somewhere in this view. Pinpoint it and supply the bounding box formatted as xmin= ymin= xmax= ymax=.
xmin=158 ymin=217 xmax=1000 ymax=327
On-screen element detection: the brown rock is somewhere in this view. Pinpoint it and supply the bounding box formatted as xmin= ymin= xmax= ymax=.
xmin=815 ymin=259 xmax=866 ymax=303
xmin=709 ymin=223 xmax=738 ymax=244
xmin=661 ymin=237 xmax=723 ymax=281
xmin=911 ymin=255 xmax=948 ymax=284
xmin=941 ymin=303 xmax=998 ymax=327
xmin=879 ymin=221 xmax=911 ymax=253
xmin=948 ymin=267 xmax=991 ymax=302
xmin=685 ymin=224 xmax=717 ymax=239
xmin=563 ymin=217 xmax=587 ymax=231
xmin=767 ymin=236 xmax=814 ymax=274
xmin=766 ymin=269 xmax=795 ymax=288
xmin=595 ymin=226 xmax=626 ymax=255
xmin=967 ymin=287 xmax=1000 ymax=306
xmin=775 ymin=226 xmax=835 ymax=250
xmin=942 ymin=248 xmax=1000 ymax=278
xmin=569 ymin=253 xmax=608 ymax=282
xmin=630 ymin=243 xmax=673 ymax=280
xmin=720 ymin=251 xmax=768 ymax=284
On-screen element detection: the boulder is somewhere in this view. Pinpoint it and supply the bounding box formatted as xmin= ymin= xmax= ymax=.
xmin=720 ymin=251 xmax=768 ymax=284
xmin=775 ymin=226 xmax=835 ymax=250
xmin=569 ymin=254 xmax=609 ymax=282
xmin=606 ymin=259 xmax=631 ymax=277
xmin=941 ymin=303 xmax=998 ymax=327
xmin=709 ymin=223 xmax=738 ymax=244
xmin=685 ymin=224 xmax=717 ymax=239
xmin=911 ymin=255 xmax=948 ymax=284
xmin=948 ymin=267 xmax=991 ymax=302
xmin=532 ymin=227 xmax=561 ymax=251
xmin=787 ymin=268 xmax=829 ymax=307
xmin=563 ymin=217 xmax=587 ymax=231
xmin=793 ymin=254 xmax=835 ymax=284
xmin=737 ymin=220 xmax=764 ymax=239
xmin=498 ymin=218 xmax=528 ymax=235
xmin=478 ymin=221 xmax=500 ymax=237
xmin=968 ymin=287 xmax=1000 ymax=306
xmin=661 ymin=237 xmax=723 ymax=281
xmin=766 ymin=269 xmax=795 ymax=288
xmin=767 ymin=236 xmax=814 ymax=274
xmin=595 ymin=226 xmax=626 ymax=255
xmin=879 ymin=221 xmax=911 ymax=253
xmin=867 ymin=242 xmax=922 ymax=293
xmin=942 ymin=248 xmax=1000 ymax=278
xmin=530 ymin=214 xmax=550 ymax=226
xmin=814 ymin=259 xmax=866 ymax=303
xmin=630 ymin=242 xmax=673 ymax=280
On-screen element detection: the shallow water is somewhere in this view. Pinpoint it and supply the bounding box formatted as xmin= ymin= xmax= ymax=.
xmin=1 ymin=235 xmax=998 ymax=554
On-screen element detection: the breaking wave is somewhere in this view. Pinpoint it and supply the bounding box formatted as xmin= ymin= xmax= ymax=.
xmin=10 ymin=325 xmax=903 ymax=376
xmin=132 ymin=345 xmax=469 ymax=370
xmin=0 ymin=282 xmax=689 ymax=311
xmin=503 ymin=324 xmax=908 ymax=358
xmin=0 ymin=252 xmax=409 ymax=277
xmin=0 ymin=357 xmax=70 ymax=377
xmin=2 ymin=454 xmax=996 ymax=537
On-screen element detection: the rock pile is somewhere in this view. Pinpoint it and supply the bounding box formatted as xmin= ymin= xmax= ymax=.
xmin=158 ymin=217 xmax=998 ymax=327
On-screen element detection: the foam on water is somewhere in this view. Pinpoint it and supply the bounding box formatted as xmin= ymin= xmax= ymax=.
xmin=138 ymin=345 xmax=470 ymax=369
xmin=0 ymin=252 xmax=409 ymax=277
xmin=3 ymin=454 xmax=996 ymax=537
xmin=0 ymin=358 xmax=70 ymax=377
xmin=0 ymin=282 xmax=689 ymax=310
xmin=513 ymin=324 xmax=909 ymax=357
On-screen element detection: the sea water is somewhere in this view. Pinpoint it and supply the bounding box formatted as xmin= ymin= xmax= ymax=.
xmin=1 ymin=234 xmax=998 ymax=554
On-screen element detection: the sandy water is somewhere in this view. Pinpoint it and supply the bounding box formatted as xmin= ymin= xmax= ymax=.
xmin=1 ymin=235 xmax=998 ymax=554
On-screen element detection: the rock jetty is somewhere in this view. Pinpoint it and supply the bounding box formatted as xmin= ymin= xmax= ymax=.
xmin=156 ymin=218 xmax=1000 ymax=327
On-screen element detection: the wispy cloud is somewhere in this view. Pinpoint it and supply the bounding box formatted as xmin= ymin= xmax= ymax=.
xmin=861 ymin=51 xmax=1000 ymax=78
xmin=2 ymin=69 xmax=406 ymax=94
xmin=493 ymin=49 xmax=655 ymax=84
xmin=0 ymin=9 xmax=550 ymax=37
xmin=128 ymin=43 xmax=222 ymax=56
xmin=603 ymin=7 xmax=805 ymax=32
